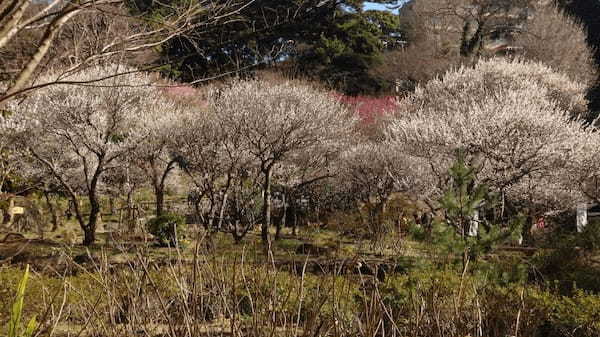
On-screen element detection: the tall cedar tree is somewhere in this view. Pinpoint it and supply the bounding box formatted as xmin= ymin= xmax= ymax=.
xmin=297 ymin=3 xmax=406 ymax=95
xmin=135 ymin=0 xmax=405 ymax=95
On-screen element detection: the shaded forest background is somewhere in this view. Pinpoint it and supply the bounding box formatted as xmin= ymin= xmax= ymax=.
xmin=559 ymin=0 xmax=600 ymax=112
xmin=127 ymin=0 xmax=600 ymax=112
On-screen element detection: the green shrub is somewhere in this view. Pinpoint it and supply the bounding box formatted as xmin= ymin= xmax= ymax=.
xmin=532 ymin=222 xmax=600 ymax=294
xmin=375 ymin=267 xmax=600 ymax=337
xmin=578 ymin=220 xmax=600 ymax=252
xmin=146 ymin=213 xmax=187 ymax=247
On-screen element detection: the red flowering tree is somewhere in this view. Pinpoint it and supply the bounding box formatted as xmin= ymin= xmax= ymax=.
xmin=333 ymin=94 xmax=398 ymax=124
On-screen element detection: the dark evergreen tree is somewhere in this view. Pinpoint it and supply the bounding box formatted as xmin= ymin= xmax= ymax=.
xmin=556 ymin=0 xmax=600 ymax=117
xmin=296 ymin=2 xmax=405 ymax=94
xmin=132 ymin=0 xmax=406 ymax=94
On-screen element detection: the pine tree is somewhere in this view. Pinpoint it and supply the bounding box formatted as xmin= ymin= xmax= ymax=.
xmin=432 ymin=150 xmax=522 ymax=271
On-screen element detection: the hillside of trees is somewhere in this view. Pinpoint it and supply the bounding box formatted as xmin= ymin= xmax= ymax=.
xmin=2 ymin=1 xmax=600 ymax=337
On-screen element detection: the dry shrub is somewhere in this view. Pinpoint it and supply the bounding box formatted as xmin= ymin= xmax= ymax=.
xmin=2 ymin=248 xmax=600 ymax=337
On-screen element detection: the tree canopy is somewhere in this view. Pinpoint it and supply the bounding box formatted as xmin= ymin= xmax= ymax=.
xmin=140 ymin=0 xmax=407 ymax=95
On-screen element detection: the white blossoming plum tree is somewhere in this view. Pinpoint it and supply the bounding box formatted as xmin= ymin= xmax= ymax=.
xmin=0 ymin=113 xmax=22 ymax=194
xmin=173 ymin=107 xmax=256 ymax=246
xmin=272 ymin=140 xmax=341 ymax=240
xmin=385 ymin=58 xmax=598 ymax=217
xmin=133 ymin=89 xmax=197 ymax=218
xmin=1 ymin=65 xmax=185 ymax=245
xmin=211 ymin=80 xmax=356 ymax=249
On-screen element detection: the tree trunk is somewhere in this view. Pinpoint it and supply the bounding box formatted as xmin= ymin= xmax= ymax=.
xmin=232 ymin=220 xmax=243 ymax=244
xmin=155 ymin=183 xmax=165 ymax=217
xmin=193 ymin=200 xmax=203 ymax=228
xmin=44 ymin=191 xmax=59 ymax=232
xmin=207 ymin=197 xmax=217 ymax=231
xmin=83 ymin=224 xmax=96 ymax=246
xmin=522 ymin=214 xmax=534 ymax=247
xmin=261 ymin=168 xmax=272 ymax=250
xmin=126 ymin=189 xmax=135 ymax=232
xmin=460 ymin=19 xmax=483 ymax=65
xmin=109 ymin=197 xmax=115 ymax=215
xmin=375 ymin=198 xmax=389 ymax=240
xmin=0 ymin=0 xmax=30 ymax=50
xmin=81 ymin=159 xmax=103 ymax=246
xmin=83 ymin=191 xmax=101 ymax=246
xmin=275 ymin=192 xmax=286 ymax=241
xmin=2 ymin=6 xmax=81 ymax=103
xmin=151 ymin=160 xmax=176 ymax=217
xmin=68 ymin=193 xmax=86 ymax=232
xmin=1 ymin=196 xmax=14 ymax=226
xmin=153 ymin=160 xmax=176 ymax=218
xmin=204 ymin=198 xmax=218 ymax=252
xmin=291 ymin=199 xmax=298 ymax=236
xmin=292 ymin=211 xmax=298 ymax=236
xmin=217 ymin=191 xmax=229 ymax=231
xmin=232 ymin=219 xmax=252 ymax=244
xmin=204 ymin=216 xmax=215 ymax=251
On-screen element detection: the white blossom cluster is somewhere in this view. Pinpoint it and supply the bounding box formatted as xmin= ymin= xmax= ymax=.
xmin=3 ymin=57 xmax=600 ymax=242
xmin=211 ymin=80 xmax=356 ymax=165
xmin=174 ymin=80 xmax=357 ymax=237
xmin=2 ymin=65 xmax=188 ymax=192
xmin=0 ymin=65 xmax=197 ymax=240
xmin=384 ymin=58 xmax=600 ymax=211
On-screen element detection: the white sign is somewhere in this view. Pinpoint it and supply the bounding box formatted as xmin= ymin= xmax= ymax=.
xmin=11 ymin=206 xmax=24 ymax=215
xmin=577 ymin=203 xmax=588 ymax=233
